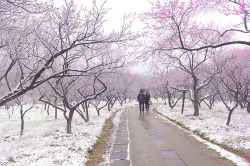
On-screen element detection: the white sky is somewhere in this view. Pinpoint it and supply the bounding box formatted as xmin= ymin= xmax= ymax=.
xmin=52 ymin=0 xmax=246 ymax=36
xmin=105 ymin=0 xmax=151 ymax=32
xmin=53 ymin=0 xmax=151 ymax=33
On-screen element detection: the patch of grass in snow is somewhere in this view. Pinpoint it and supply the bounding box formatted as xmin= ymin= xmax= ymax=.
xmin=5 ymin=123 xmax=19 ymax=132
xmin=85 ymin=109 xmax=120 ymax=166
xmin=68 ymin=146 xmax=83 ymax=152
xmin=192 ymin=129 xmax=215 ymax=142
xmin=50 ymin=143 xmax=63 ymax=147
xmin=219 ymin=156 xmax=237 ymax=166
xmin=192 ymin=129 xmax=206 ymax=138
xmin=8 ymin=156 xmax=15 ymax=163
xmin=26 ymin=120 xmax=41 ymax=128
xmin=67 ymin=142 xmax=82 ymax=152
xmin=53 ymin=160 xmax=64 ymax=165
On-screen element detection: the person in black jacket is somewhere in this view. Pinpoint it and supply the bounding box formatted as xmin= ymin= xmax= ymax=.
xmin=137 ymin=92 xmax=145 ymax=112
xmin=145 ymin=92 xmax=150 ymax=111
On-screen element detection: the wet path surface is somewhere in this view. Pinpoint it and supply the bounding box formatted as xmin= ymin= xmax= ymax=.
xmin=110 ymin=108 xmax=131 ymax=166
xmin=127 ymin=105 xmax=234 ymax=166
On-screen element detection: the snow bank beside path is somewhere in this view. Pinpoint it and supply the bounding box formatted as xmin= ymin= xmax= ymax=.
xmin=0 ymin=103 xmax=124 ymax=166
xmin=154 ymin=101 xmax=250 ymax=166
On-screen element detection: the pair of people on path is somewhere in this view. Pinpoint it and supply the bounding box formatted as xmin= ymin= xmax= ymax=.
xmin=137 ymin=91 xmax=150 ymax=112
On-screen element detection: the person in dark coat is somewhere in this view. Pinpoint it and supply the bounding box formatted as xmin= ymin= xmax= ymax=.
xmin=145 ymin=92 xmax=150 ymax=111
xmin=137 ymin=92 xmax=145 ymax=112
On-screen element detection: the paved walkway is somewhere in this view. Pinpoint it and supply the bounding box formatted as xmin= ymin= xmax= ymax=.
xmin=110 ymin=108 xmax=131 ymax=166
xmin=111 ymin=105 xmax=234 ymax=166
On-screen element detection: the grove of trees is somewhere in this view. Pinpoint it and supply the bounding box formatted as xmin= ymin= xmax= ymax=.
xmin=0 ymin=0 xmax=139 ymax=134
xmin=0 ymin=0 xmax=249 ymax=137
xmin=140 ymin=0 xmax=249 ymax=124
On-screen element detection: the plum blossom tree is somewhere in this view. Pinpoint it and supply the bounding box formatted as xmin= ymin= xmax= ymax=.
xmin=90 ymin=95 xmax=108 ymax=116
xmin=114 ymin=71 xmax=136 ymax=105
xmin=0 ymin=0 xmax=137 ymax=107
xmin=15 ymin=96 xmax=34 ymax=135
xmin=215 ymin=47 xmax=249 ymax=125
xmin=38 ymin=41 xmax=125 ymax=133
xmin=139 ymin=0 xmax=249 ymax=115
xmin=141 ymin=0 xmax=249 ymax=52
xmin=39 ymin=74 xmax=107 ymax=134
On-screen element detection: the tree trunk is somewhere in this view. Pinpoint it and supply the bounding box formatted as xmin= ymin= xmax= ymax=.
xmin=193 ymin=77 xmax=199 ymax=116
xmin=209 ymin=98 xmax=214 ymax=109
xmin=55 ymin=107 xmax=57 ymax=119
xmin=164 ymin=99 xmax=167 ymax=105
xmin=226 ymin=110 xmax=233 ymax=126
xmin=12 ymin=106 xmax=14 ymax=114
xmin=239 ymin=102 xmax=244 ymax=109
xmin=47 ymin=104 xmax=50 ymax=116
xmin=7 ymin=109 xmax=11 ymax=118
xmin=247 ymin=102 xmax=250 ymax=113
xmin=55 ymin=99 xmax=57 ymax=119
xmin=20 ymin=105 xmax=24 ymax=135
xmin=108 ymin=103 xmax=111 ymax=111
xmin=85 ymin=101 xmax=89 ymax=122
xmin=44 ymin=103 xmax=47 ymax=111
xmin=20 ymin=115 xmax=24 ymax=135
xmin=40 ymin=104 xmax=43 ymax=113
xmin=181 ymin=91 xmax=186 ymax=114
xmin=193 ymin=92 xmax=199 ymax=116
xmin=167 ymin=92 xmax=173 ymax=109
xmin=67 ymin=120 xmax=72 ymax=134
xmin=67 ymin=110 xmax=74 ymax=134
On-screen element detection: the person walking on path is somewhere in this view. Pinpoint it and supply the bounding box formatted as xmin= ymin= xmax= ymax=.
xmin=145 ymin=92 xmax=150 ymax=111
xmin=137 ymin=92 xmax=145 ymax=112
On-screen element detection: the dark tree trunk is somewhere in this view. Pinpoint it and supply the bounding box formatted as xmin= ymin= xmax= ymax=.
xmin=203 ymin=99 xmax=213 ymax=110
xmin=67 ymin=120 xmax=72 ymax=134
xmin=193 ymin=94 xmax=199 ymax=116
xmin=47 ymin=104 xmax=50 ymax=116
xmin=40 ymin=105 xmax=43 ymax=113
xmin=193 ymin=77 xmax=199 ymax=116
xmin=181 ymin=91 xmax=186 ymax=114
xmin=44 ymin=103 xmax=47 ymax=111
xmin=167 ymin=91 xmax=182 ymax=110
xmin=7 ymin=109 xmax=11 ymax=118
xmin=226 ymin=109 xmax=234 ymax=126
xmin=209 ymin=97 xmax=215 ymax=109
xmin=67 ymin=110 xmax=74 ymax=134
xmin=20 ymin=115 xmax=24 ymax=135
xmin=247 ymin=102 xmax=250 ymax=113
xmin=54 ymin=100 xmax=57 ymax=119
xmin=239 ymin=102 xmax=244 ymax=109
xmin=20 ymin=105 xmax=24 ymax=135
xmin=108 ymin=103 xmax=111 ymax=111
xmin=55 ymin=107 xmax=57 ymax=119
xmin=84 ymin=101 xmax=89 ymax=122
xmin=167 ymin=92 xmax=174 ymax=109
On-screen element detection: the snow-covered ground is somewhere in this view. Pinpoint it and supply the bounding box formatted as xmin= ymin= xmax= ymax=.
xmin=1 ymin=100 xmax=249 ymax=165
xmin=154 ymin=99 xmax=250 ymax=165
xmin=0 ymin=103 xmax=124 ymax=166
